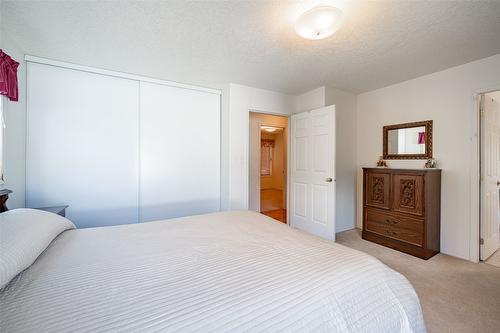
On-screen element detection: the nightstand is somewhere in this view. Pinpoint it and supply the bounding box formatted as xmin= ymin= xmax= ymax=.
xmin=36 ymin=205 xmax=69 ymax=217
xmin=0 ymin=189 xmax=13 ymax=213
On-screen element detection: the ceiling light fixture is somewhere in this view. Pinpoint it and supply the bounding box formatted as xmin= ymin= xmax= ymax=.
xmin=261 ymin=126 xmax=278 ymax=133
xmin=295 ymin=5 xmax=343 ymax=40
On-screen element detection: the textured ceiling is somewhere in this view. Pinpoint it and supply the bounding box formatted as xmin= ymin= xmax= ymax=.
xmin=2 ymin=0 xmax=500 ymax=94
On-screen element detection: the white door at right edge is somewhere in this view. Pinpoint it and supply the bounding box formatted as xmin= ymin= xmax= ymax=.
xmin=481 ymin=94 xmax=500 ymax=260
xmin=290 ymin=105 xmax=336 ymax=240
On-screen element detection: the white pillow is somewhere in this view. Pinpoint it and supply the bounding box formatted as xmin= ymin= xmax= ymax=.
xmin=0 ymin=208 xmax=75 ymax=289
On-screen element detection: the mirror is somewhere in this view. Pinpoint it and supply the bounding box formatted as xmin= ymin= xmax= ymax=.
xmin=383 ymin=120 xmax=433 ymax=159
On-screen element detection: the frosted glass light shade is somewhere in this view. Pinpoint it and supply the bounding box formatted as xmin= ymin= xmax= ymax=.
xmin=295 ymin=6 xmax=343 ymax=40
xmin=261 ymin=126 xmax=278 ymax=132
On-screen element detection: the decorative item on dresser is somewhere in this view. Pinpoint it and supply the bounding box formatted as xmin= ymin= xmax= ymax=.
xmin=362 ymin=168 xmax=441 ymax=259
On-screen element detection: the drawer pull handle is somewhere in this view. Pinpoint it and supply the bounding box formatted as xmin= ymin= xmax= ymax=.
xmin=385 ymin=219 xmax=398 ymax=225
xmin=386 ymin=230 xmax=398 ymax=236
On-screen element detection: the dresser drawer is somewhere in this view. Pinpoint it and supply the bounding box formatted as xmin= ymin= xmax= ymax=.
xmin=365 ymin=208 xmax=424 ymax=247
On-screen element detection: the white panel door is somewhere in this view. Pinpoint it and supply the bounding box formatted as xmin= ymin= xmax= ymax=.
xmin=481 ymin=94 xmax=500 ymax=260
xmin=290 ymin=105 xmax=335 ymax=240
xmin=27 ymin=63 xmax=140 ymax=228
xmin=140 ymin=82 xmax=220 ymax=222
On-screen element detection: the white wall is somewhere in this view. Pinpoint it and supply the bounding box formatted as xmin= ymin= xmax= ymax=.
xmin=295 ymin=87 xmax=326 ymax=113
xmin=325 ymin=87 xmax=357 ymax=233
xmin=1 ymin=34 xmax=26 ymax=209
xmin=219 ymin=84 xmax=230 ymax=211
xmin=0 ymin=44 xmax=295 ymax=215
xmin=356 ymin=54 xmax=500 ymax=261
xmin=225 ymin=83 xmax=295 ymax=210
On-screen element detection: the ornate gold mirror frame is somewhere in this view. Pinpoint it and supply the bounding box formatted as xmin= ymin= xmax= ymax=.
xmin=383 ymin=120 xmax=433 ymax=160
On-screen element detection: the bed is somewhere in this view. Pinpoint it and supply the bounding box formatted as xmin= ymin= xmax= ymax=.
xmin=0 ymin=209 xmax=426 ymax=332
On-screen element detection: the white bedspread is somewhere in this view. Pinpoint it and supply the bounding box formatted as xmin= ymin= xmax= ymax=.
xmin=0 ymin=211 xmax=426 ymax=332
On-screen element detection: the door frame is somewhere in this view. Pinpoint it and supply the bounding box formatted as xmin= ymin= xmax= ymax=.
xmin=471 ymin=85 xmax=500 ymax=262
xmin=248 ymin=110 xmax=290 ymax=224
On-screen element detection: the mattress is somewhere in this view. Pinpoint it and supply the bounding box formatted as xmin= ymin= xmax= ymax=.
xmin=0 ymin=211 xmax=426 ymax=332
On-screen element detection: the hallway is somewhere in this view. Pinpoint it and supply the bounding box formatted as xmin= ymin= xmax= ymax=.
xmin=260 ymin=189 xmax=283 ymax=211
xmin=261 ymin=189 xmax=286 ymax=223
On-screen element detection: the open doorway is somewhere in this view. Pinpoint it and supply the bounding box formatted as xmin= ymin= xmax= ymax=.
xmin=480 ymin=91 xmax=500 ymax=267
xmin=249 ymin=112 xmax=288 ymax=223
xmin=260 ymin=125 xmax=286 ymax=222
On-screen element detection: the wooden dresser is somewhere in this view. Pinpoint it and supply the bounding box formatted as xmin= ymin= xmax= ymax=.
xmin=362 ymin=168 xmax=441 ymax=259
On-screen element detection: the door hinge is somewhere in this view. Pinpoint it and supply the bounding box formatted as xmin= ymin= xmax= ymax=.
xmin=480 ymin=238 xmax=484 ymax=245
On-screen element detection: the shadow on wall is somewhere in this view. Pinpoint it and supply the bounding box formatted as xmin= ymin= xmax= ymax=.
xmin=43 ymin=199 xmax=221 ymax=228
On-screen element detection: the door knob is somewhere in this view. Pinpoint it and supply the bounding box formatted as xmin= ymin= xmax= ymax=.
xmin=325 ymin=177 xmax=333 ymax=182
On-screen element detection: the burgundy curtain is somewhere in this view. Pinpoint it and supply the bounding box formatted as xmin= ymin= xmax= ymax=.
xmin=0 ymin=50 xmax=19 ymax=102
xmin=261 ymin=139 xmax=275 ymax=148
xmin=260 ymin=139 xmax=275 ymax=176
xmin=260 ymin=146 xmax=272 ymax=176
xmin=418 ymin=132 xmax=426 ymax=145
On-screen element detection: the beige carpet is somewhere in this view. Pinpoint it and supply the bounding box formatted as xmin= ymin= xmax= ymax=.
xmin=486 ymin=249 xmax=500 ymax=268
xmin=337 ymin=229 xmax=500 ymax=333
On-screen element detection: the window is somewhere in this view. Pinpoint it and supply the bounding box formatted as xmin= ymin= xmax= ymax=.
xmin=261 ymin=139 xmax=275 ymax=176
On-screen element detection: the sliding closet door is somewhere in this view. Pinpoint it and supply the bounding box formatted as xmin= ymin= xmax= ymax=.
xmin=27 ymin=63 xmax=140 ymax=228
xmin=140 ymin=82 xmax=220 ymax=222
